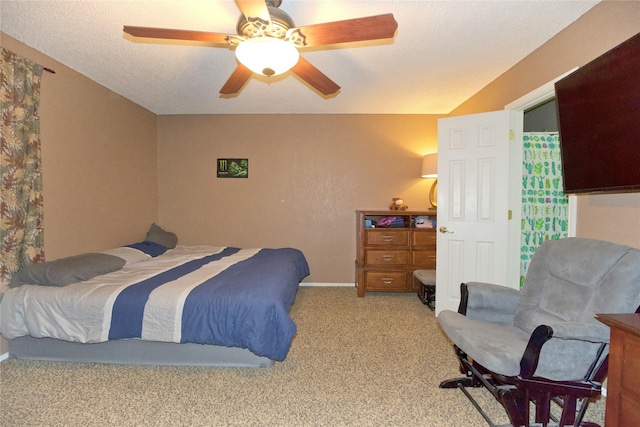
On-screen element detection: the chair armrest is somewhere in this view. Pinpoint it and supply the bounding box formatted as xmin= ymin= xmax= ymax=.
xmin=519 ymin=324 xmax=554 ymax=377
xmin=517 ymin=311 xmax=612 ymax=343
xmin=518 ymin=323 xmax=609 ymax=378
xmin=460 ymin=282 xmax=521 ymax=324
xmin=546 ymin=321 xmax=611 ymax=343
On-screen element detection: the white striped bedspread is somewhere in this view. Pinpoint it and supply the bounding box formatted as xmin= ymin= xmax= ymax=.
xmin=0 ymin=246 xmax=310 ymax=361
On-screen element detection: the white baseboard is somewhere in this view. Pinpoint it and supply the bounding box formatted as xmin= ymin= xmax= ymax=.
xmin=300 ymin=282 xmax=354 ymax=287
xmin=0 ymin=352 xmax=8 ymax=362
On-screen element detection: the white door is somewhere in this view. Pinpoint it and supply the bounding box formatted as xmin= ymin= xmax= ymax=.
xmin=435 ymin=110 xmax=519 ymax=315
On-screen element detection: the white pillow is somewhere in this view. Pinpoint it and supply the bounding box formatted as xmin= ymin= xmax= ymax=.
xmin=101 ymin=247 xmax=151 ymax=266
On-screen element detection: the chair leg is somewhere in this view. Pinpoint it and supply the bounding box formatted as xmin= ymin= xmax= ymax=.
xmin=558 ymin=395 xmax=577 ymax=426
xmin=533 ymin=392 xmax=551 ymax=425
xmin=439 ymin=346 xmax=485 ymax=388
xmin=425 ymin=284 xmax=436 ymax=310
xmin=439 ymin=376 xmax=478 ymax=389
xmin=575 ymin=397 xmax=597 ymax=427
xmin=497 ymin=386 xmax=529 ymax=427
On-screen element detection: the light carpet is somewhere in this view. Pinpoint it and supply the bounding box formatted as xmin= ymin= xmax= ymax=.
xmin=0 ymin=287 xmax=605 ymax=426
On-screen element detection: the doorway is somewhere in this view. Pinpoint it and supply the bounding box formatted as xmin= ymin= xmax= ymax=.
xmin=505 ymin=72 xmax=577 ymax=287
xmin=521 ymin=100 xmax=569 ymax=285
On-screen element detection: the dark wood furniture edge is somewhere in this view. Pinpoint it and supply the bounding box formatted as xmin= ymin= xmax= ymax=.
xmin=595 ymin=313 xmax=640 ymax=336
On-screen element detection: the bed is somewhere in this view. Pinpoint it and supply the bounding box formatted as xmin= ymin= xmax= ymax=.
xmin=0 ymin=231 xmax=310 ymax=367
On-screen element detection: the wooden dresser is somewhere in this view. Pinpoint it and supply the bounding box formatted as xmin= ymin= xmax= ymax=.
xmin=595 ymin=313 xmax=640 ymax=426
xmin=355 ymin=210 xmax=436 ymax=297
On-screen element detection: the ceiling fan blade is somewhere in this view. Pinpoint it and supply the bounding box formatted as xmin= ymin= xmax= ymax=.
xmin=291 ymin=57 xmax=340 ymax=96
xmin=219 ymin=64 xmax=253 ymax=95
xmin=123 ymin=26 xmax=231 ymax=45
xmin=236 ymin=0 xmax=271 ymax=23
xmin=295 ymin=14 xmax=398 ymax=47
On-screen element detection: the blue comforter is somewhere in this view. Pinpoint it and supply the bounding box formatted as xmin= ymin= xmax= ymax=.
xmin=107 ymin=247 xmax=309 ymax=361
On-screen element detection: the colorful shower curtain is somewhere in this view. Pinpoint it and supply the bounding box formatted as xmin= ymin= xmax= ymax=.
xmin=520 ymin=132 xmax=568 ymax=286
xmin=0 ymin=48 xmax=45 ymax=287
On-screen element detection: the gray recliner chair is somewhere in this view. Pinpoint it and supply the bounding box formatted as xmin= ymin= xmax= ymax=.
xmin=438 ymin=237 xmax=640 ymax=426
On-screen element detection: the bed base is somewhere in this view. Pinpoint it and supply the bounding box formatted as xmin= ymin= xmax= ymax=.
xmin=8 ymin=336 xmax=275 ymax=368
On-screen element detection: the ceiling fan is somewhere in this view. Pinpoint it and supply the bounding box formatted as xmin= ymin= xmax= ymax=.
xmin=123 ymin=0 xmax=398 ymax=96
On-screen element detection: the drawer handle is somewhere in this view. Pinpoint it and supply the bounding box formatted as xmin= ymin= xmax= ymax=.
xmin=382 ymin=235 xmax=394 ymax=241
xmin=381 ymin=255 xmax=394 ymax=261
xmin=381 ymin=278 xmax=394 ymax=284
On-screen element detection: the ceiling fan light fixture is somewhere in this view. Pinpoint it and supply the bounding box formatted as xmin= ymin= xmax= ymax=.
xmin=235 ymin=37 xmax=299 ymax=77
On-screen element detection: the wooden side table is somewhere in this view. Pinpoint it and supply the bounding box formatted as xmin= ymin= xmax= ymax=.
xmin=595 ymin=313 xmax=640 ymax=427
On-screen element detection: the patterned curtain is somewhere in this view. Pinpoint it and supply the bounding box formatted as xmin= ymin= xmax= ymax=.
xmin=520 ymin=132 xmax=568 ymax=286
xmin=0 ymin=48 xmax=45 ymax=287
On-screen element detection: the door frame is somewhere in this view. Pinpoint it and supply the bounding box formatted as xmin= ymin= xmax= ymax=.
xmin=504 ymin=69 xmax=578 ymax=241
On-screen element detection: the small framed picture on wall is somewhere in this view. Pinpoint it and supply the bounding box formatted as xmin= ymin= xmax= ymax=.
xmin=217 ymin=158 xmax=248 ymax=178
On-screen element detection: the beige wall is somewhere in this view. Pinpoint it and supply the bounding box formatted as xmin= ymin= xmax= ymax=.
xmin=1 ymin=33 xmax=159 ymax=258
xmin=450 ymin=0 xmax=640 ymax=248
xmin=575 ymin=193 xmax=640 ymax=248
xmin=155 ymin=2 xmax=640 ymax=286
xmin=1 ymin=34 xmax=159 ymax=354
xmin=157 ymin=114 xmax=441 ymax=283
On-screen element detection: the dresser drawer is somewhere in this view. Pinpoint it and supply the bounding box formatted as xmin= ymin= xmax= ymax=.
xmin=413 ymin=230 xmax=437 ymax=247
xmin=413 ymin=249 xmax=436 ymax=268
xmin=366 ymin=250 xmax=408 ymax=266
xmin=620 ymin=332 xmax=640 ymax=403
xmin=365 ymin=229 xmax=409 ymax=246
xmin=365 ymin=271 xmax=408 ymax=291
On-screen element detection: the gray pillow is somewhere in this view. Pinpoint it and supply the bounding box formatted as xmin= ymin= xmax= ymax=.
xmin=145 ymin=223 xmax=178 ymax=249
xmin=9 ymin=253 xmax=125 ymax=288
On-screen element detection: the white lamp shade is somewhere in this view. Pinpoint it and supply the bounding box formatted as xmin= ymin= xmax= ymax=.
xmin=422 ymin=153 xmax=438 ymax=178
xmin=235 ymin=37 xmax=300 ymax=77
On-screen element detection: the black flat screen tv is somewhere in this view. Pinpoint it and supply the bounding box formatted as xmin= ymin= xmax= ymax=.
xmin=554 ymin=32 xmax=640 ymax=194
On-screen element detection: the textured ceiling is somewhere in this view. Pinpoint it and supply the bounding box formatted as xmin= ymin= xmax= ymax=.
xmin=0 ymin=1 xmax=599 ymax=115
